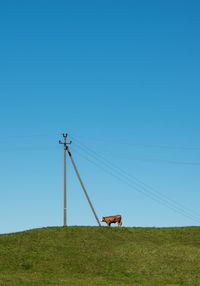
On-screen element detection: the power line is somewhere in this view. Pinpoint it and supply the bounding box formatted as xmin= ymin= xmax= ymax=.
xmin=0 ymin=146 xmax=60 ymax=153
xmin=88 ymin=152 xmax=200 ymax=166
xmin=70 ymin=138 xmax=200 ymax=224
xmin=70 ymin=145 xmax=200 ymax=224
xmin=78 ymin=141 xmax=200 ymax=218
xmin=71 ymin=135 xmax=200 ymax=151
xmin=0 ymin=133 xmax=60 ymax=141
xmin=71 ymin=137 xmax=200 ymax=218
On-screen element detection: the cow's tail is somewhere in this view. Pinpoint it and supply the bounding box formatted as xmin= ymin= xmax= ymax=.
xmin=119 ymin=216 xmax=122 ymax=227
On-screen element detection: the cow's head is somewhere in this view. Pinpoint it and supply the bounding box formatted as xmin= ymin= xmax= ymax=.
xmin=101 ymin=217 xmax=105 ymax=222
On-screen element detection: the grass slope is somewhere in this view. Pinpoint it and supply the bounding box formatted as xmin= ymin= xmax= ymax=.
xmin=0 ymin=226 xmax=200 ymax=285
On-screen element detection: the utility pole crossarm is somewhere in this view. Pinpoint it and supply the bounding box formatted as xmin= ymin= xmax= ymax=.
xmin=67 ymin=148 xmax=101 ymax=227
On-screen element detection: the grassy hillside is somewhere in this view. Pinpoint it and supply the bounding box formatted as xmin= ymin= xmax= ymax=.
xmin=0 ymin=226 xmax=200 ymax=285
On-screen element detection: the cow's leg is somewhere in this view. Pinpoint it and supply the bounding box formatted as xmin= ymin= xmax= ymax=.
xmin=108 ymin=222 xmax=111 ymax=227
xmin=118 ymin=220 xmax=122 ymax=227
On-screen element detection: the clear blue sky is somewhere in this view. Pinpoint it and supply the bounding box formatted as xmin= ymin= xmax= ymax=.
xmin=0 ymin=1 xmax=200 ymax=233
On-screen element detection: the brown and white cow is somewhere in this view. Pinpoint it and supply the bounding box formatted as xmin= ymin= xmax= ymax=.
xmin=101 ymin=215 xmax=122 ymax=227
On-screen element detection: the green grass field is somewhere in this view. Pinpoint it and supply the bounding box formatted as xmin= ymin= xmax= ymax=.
xmin=0 ymin=226 xmax=200 ymax=285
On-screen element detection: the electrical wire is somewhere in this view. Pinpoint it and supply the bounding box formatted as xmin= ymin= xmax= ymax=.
xmin=75 ymin=140 xmax=200 ymax=218
xmin=70 ymin=135 xmax=200 ymax=151
xmin=71 ymin=136 xmax=200 ymax=216
xmin=70 ymin=145 xmax=200 ymax=224
xmin=87 ymin=152 xmax=200 ymax=166
xmin=70 ymin=138 xmax=200 ymax=224
xmin=0 ymin=133 xmax=61 ymax=141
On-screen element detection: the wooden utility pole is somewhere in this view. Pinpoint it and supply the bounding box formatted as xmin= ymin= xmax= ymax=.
xmin=59 ymin=133 xmax=101 ymax=227
xmin=59 ymin=133 xmax=71 ymax=226
xmin=67 ymin=147 xmax=101 ymax=227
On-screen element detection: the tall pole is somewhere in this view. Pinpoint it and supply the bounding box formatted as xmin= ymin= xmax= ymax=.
xmin=59 ymin=133 xmax=71 ymax=226
xmin=63 ymin=135 xmax=67 ymax=226
xmin=67 ymin=147 xmax=101 ymax=227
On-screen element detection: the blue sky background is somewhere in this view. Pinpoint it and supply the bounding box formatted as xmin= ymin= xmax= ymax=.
xmin=0 ymin=1 xmax=200 ymax=233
